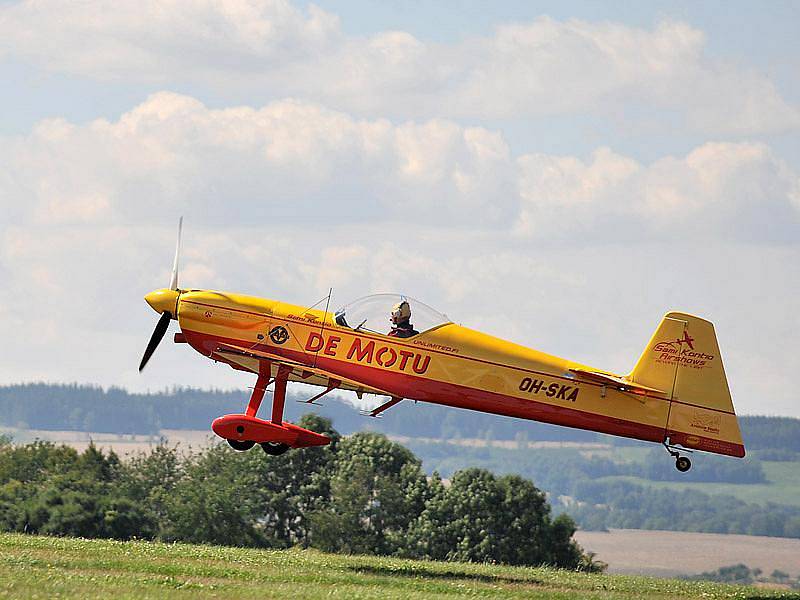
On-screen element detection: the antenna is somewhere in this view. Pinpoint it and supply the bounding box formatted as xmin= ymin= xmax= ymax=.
xmin=313 ymin=288 xmax=333 ymax=368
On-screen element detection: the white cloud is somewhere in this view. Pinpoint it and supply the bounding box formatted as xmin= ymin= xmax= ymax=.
xmin=2 ymin=92 xmax=797 ymax=241
xmin=2 ymin=92 xmax=518 ymax=229
xmin=1 ymin=2 xmax=797 ymax=134
xmin=516 ymin=143 xmax=800 ymax=241
xmin=0 ymin=0 xmax=341 ymax=79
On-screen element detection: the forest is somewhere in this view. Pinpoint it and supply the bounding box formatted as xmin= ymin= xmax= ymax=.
xmin=0 ymin=417 xmax=599 ymax=571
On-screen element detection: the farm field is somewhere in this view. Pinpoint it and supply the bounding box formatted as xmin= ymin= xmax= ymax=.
xmin=596 ymin=461 xmax=800 ymax=508
xmin=0 ymin=427 xmax=215 ymax=455
xmin=0 ymin=533 xmax=796 ymax=600
xmin=574 ymin=529 xmax=800 ymax=577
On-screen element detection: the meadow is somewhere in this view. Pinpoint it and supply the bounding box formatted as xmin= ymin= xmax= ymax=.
xmin=1 ymin=533 xmax=796 ymax=600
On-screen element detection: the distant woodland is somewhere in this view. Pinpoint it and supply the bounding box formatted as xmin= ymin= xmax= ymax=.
xmin=2 ymin=383 xmax=797 ymax=451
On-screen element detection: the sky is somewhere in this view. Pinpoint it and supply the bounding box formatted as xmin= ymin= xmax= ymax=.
xmin=0 ymin=1 xmax=798 ymax=417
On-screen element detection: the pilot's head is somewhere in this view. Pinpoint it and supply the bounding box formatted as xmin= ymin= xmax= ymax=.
xmin=390 ymin=301 xmax=412 ymax=326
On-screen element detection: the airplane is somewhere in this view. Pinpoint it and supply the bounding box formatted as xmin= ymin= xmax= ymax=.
xmin=140 ymin=220 xmax=745 ymax=470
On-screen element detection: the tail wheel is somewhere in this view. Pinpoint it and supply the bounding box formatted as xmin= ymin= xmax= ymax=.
xmin=261 ymin=442 xmax=290 ymax=456
xmin=227 ymin=439 xmax=255 ymax=451
xmin=675 ymin=456 xmax=692 ymax=472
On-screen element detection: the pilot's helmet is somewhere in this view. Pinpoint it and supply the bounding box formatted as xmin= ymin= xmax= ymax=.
xmin=390 ymin=300 xmax=412 ymax=325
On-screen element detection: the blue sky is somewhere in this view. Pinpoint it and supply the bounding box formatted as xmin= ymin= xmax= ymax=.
xmin=0 ymin=1 xmax=798 ymax=417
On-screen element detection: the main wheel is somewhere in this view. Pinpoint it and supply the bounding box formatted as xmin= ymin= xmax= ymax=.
xmin=675 ymin=456 xmax=692 ymax=472
xmin=261 ymin=442 xmax=290 ymax=456
xmin=227 ymin=439 xmax=255 ymax=451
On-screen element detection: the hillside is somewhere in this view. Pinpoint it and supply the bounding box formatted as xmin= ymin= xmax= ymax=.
xmin=1 ymin=533 xmax=796 ymax=599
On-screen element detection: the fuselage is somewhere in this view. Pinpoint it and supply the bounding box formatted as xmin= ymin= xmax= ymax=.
xmin=174 ymin=289 xmax=678 ymax=448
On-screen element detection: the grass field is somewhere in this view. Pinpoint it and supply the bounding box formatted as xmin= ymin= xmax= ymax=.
xmin=0 ymin=533 xmax=797 ymax=600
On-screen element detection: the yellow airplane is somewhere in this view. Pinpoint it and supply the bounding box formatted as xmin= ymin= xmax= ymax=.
xmin=140 ymin=220 xmax=744 ymax=469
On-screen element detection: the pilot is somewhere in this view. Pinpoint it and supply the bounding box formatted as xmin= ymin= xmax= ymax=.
xmin=389 ymin=300 xmax=419 ymax=338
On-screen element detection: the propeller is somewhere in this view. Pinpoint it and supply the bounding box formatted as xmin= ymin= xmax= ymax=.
xmin=169 ymin=216 xmax=182 ymax=291
xmin=139 ymin=217 xmax=183 ymax=372
xmin=139 ymin=312 xmax=172 ymax=371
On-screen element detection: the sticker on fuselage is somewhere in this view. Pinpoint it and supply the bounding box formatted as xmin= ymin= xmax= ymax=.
xmin=304 ymin=332 xmax=431 ymax=374
xmin=269 ymin=326 xmax=290 ymax=345
xmin=518 ymin=377 xmax=579 ymax=402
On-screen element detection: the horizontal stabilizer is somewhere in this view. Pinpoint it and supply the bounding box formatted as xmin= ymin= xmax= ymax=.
xmin=569 ymin=369 xmax=667 ymax=396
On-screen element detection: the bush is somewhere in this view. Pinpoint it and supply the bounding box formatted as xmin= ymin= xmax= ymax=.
xmin=405 ymin=468 xmax=588 ymax=569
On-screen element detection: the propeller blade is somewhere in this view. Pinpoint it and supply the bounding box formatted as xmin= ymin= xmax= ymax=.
xmin=169 ymin=216 xmax=183 ymax=291
xmin=139 ymin=311 xmax=172 ymax=372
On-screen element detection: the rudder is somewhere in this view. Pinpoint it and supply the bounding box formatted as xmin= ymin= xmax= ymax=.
xmin=629 ymin=312 xmax=745 ymax=458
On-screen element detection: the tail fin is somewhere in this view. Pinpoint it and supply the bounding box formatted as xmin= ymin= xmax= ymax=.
xmin=629 ymin=312 xmax=745 ymax=458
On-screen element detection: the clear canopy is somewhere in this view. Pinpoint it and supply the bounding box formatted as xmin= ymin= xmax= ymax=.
xmin=334 ymin=293 xmax=450 ymax=337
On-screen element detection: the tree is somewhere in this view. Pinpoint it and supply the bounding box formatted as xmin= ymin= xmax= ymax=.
xmin=247 ymin=414 xmax=340 ymax=548
xmin=406 ymin=468 xmax=504 ymax=563
xmin=495 ymin=474 xmax=554 ymax=565
xmin=310 ymin=456 xmax=379 ymax=554
xmin=99 ymin=495 xmax=154 ymax=539
xmin=0 ymin=441 xmax=79 ymax=485
xmin=0 ymin=480 xmax=27 ymax=531
xmin=161 ymin=444 xmax=265 ymax=547
xmin=76 ymin=443 xmax=121 ymax=482
xmin=406 ymin=468 xmax=588 ymax=569
xmin=771 ymin=570 xmax=790 ymax=584
xmin=113 ymin=443 xmax=181 ymax=537
xmin=23 ymin=474 xmax=105 ymax=538
xmin=310 ymin=432 xmax=430 ymax=555
xmin=548 ymin=514 xmax=584 ymax=569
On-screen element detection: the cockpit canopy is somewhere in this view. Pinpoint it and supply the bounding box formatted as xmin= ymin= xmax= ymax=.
xmin=334 ymin=293 xmax=450 ymax=337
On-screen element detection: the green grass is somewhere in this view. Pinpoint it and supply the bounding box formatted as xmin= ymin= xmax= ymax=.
xmin=597 ymin=461 xmax=800 ymax=507
xmin=0 ymin=533 xmax=796 ymax=599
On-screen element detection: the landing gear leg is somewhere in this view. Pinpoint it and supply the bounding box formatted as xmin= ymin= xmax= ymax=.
xmin=260 ymin=364 xmax=291 ymax=457
xmin=246 ymin=366 xmax=273 ymax=417
xmin=663 ymin=441 xmax=692 ymax=472
xmin=224 ymin=364 xmax=273 ymax=451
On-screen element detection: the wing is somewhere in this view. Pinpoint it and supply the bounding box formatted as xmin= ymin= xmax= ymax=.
xmin=213 ymin=340 xmax=389 ymax=398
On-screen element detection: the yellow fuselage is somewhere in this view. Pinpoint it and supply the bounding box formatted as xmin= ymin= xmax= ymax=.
xmin=156 ymin=289 xmax=743 ymax=457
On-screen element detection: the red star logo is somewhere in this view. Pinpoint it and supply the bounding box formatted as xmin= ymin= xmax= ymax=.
xmin=678 ymin=331 xmax=695 ymax=350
